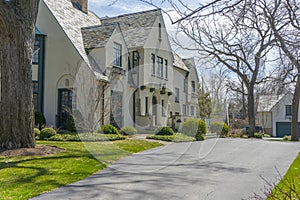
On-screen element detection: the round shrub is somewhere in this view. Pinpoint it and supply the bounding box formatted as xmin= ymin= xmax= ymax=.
xmin=210 ymin=122 xmax=229 ymax=137
xmin=283 ymin=135 xmax=291 ymax=141
xmin=66 ymin=115 xmax=77 ymax=133
xmin=254 ymin=132 xmax=263 ymax=139
xmin=181 ymin=118 xmax=200 ymax=137
xmin=120 ymin=126 xmax=137 ymax=135
xmin=195 ymin=120 xmax=207 ymax=141
xmin=35 ymin=112 xmax=46 ymax=130
xmin=99 ymin=124 xmax=119 ymax=135
xmin=156 ymin=126 xmax=174 ymax=136
xmin=34 ymin=128 xmax=40 ymax=137
xmin=40 ymin=128 xmax=56 ymax=139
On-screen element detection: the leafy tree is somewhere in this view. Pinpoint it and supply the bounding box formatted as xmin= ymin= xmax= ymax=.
xmin=0 ymin=0 xmax=40 ymax=149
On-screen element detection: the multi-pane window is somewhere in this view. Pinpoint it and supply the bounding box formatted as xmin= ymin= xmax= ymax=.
xmin=132 ymin=51 xmax=139 ymax=70
xmin=165 ymin=59 xmax=168 ymax=79
xmin=33 ymin=40 xmax=40 ymax=64
xmin=191 ymin=81 xmax=196 ymax=93
xmin=286 ymin=105 xmax=292 ymax=116
xmin=113 ymin=43 xmax=122 ymax=67
xmin=162 ymin=100 xmax=165 ymax=116
xmin=175 ymin=88 xmax=179 ymax=103
xmin=145 ymin=97 xmax=149 ymax=115
xmin=151 ymin=53 xmax=155 ymax=75
xmin=157 ymin=56 xmax=163 ymax=77
xmin=190 ymin=106 xmax=195 ymax=116
xmin=184 ymin=78 xmax=188 ymax=93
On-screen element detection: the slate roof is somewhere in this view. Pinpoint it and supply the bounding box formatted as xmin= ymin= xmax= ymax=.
xmin=257 ymin=94 xmax=285 ymax=112
xmin=173 ymin=52 xmax=189 ymax=72
xmin=101 ymin=9 xmax=161 ymax=48
xmin=82 ymin=24 xmax=117 ymax=49
xmin=43 ymin=0 xmax=108 ymax=81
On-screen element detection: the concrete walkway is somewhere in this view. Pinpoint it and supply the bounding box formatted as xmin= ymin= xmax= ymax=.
xmin=32 ymin=138 xmax=300 ymax=200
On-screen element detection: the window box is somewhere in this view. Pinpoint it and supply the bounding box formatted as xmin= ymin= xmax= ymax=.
xmin=112 ymin=65 xmax=126 ymax=75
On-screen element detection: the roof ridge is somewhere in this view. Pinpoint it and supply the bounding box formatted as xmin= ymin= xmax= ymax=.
xmin=101 ymin=8 xmax=161 ymax=20
xmin=81 ymin=22 xmax=117 ymax=30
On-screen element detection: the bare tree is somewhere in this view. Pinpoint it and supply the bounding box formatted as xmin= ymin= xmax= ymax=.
xmin=170 ymin=1 xmax=275 ymax=136
xmin=0 ymin=0 xmax=40 ymax=149
xmin=263 ymin=0 xmax=300 ymax=141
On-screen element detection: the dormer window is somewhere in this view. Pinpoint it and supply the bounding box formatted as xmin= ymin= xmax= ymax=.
xmin=158 ymin=23 xmax=162 ymax=41
xmin=132 ymin=51 xmax=139 ymax=70
xmin=191 ymin=81 xmax=196 ymax=93
xmin=113 ymin=43 xmax=122 ymax=67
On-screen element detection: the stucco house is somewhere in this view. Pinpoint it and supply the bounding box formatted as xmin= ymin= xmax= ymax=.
xmin=33 ymin=0 xmax=199 ymax=132
xmin=256 ymin=92 xmax=300 ymax=137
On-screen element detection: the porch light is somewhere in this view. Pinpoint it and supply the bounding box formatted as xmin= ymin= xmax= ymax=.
xmin=161 ymin=86 xmax=166 ymax=94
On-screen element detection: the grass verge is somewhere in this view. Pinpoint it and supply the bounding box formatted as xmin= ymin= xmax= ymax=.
xmin=268 ymin=152 xmax=300 ymax=199
xmin=146 ymin=133 xmax=196 ymax=142
xmin=0 ymin=140 xmax=162 ymax=200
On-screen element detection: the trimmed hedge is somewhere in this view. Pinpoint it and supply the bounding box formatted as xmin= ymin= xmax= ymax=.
xmin=98 ymin=124 xmax=119 ymax=135
xmin=181 ymin=118 xmax=200 ymax=137
xmin=146 ymin=133 xmax=195 ymax=142
xmin=120 ymin=126 xmax=137 ymax=135
xmin=155 ymin=127 xmax=174 ymax=136
xmin=39 ymin=133 xmax=127 ymax=142
xmin=254 ymin=132 xmax=263 ymax=139
xmin=34 ymin=128 xmax=40 ymax=138
xmin=40 ymin=128 xmax=56 ymax=139
xmin=210 ymin=122 xmax=229 ymax=137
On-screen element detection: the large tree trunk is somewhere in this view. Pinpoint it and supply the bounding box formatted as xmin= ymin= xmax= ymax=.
xmin=291 ymin=77 xmax=300 ymax=141
xmin=0 ymin=0 xmax=40 ymax=149
xmin=247 ymin=85 xmax=255 ymax=137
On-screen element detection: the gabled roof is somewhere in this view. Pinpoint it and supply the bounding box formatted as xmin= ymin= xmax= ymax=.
xmin=101 ymin=9 xmax=161 ymax=48
xmin=257 ymin=94 xmax=286 ymax=112
xmin=43 ymin=0 xmax=107 ymax=81
xmin=82 ymin=23 xmax=117 ymax=49
xmin=173 ymin=52 xmax=189 ymax=72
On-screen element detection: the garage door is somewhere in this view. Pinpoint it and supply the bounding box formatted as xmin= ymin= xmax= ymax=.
xmin=276 ymin=122 xmax=300 ymax=137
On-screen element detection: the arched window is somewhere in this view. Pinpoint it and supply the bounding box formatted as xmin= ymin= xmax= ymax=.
xmin=158 ymin=23 xmax=162 ymax=40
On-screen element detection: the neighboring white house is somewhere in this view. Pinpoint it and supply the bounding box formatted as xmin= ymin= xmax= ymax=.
xmin=256 ymin=92 xmax=299 ymax=137
xmin=33 ymin=0 xmax=199 ymax=132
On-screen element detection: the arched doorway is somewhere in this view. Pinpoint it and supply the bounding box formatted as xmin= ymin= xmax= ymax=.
xmin=152 ymin=96 xmax=158 ymax=126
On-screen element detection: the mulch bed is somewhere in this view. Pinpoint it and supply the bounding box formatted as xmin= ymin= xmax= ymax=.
xmin=0 ymin=145 xmax=64 ymax=156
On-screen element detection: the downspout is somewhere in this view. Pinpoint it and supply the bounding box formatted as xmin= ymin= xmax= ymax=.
xmin=133 ymin=50 xmax=140 ymax=127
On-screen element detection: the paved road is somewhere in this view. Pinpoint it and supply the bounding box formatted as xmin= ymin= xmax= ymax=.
xmin=32 ymin=138 xmax=300 ymax=200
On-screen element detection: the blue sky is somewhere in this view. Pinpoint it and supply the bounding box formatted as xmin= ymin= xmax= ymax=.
xmin=88 ymin=1 xmax=199 ymax=56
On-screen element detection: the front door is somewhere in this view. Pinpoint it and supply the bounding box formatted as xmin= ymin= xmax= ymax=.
xmin=58 ymin=89 xmax=73 ymax=128
xmin=152 ymin=96 xmax=158 ymax=126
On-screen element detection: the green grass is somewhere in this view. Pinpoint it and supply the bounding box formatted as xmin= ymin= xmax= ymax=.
xmin=0 ymin=140 xmax=162 ymax=200
xmin=268 ymin=152 xmax=300 ymax=199
xmin=146 ymin=133 xmax=196 ymax=142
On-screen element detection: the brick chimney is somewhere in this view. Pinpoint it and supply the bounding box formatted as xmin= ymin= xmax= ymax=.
xmin=72 ymin=0 xmax=88 ymax=13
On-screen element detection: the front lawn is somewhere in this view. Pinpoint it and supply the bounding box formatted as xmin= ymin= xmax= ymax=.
xmin=268 ymin=152 xmax=300 ymax=199
xmin=146 ymin=133 xmax=196 ymax=142
xmin=0 ymin=140 xmax=162 ymax=200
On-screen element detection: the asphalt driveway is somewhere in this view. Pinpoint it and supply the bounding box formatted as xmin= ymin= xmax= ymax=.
xmin=32 ymin=138 xmax=300 ymax=200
